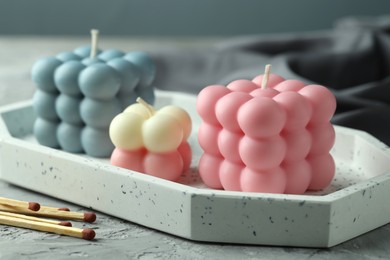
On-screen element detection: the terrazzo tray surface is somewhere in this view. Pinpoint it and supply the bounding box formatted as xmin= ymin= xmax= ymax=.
xmin=1 ymin=90 xmax=390 ymax=248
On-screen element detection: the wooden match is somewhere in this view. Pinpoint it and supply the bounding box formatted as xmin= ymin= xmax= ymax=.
xmin=39 ymin=205 xmax=70 ymax=212
xmin=35 ymin=208 xmax=97 ymax=223
xmin=0 ymin=211 xmax=72 ymax=227
xmin=0 ymin=196 xmax=40 ymax=211
xmin=0 ymin=215 xmax=95 ymax=240
xmin=0 ymin=204 xmax=96 ymax=223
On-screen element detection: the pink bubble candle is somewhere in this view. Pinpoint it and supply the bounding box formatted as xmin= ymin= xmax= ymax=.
xmin=196 ymin=65 xmax=336 ymax=194
xmin=109 ymin=98 xmax=192 ymax=181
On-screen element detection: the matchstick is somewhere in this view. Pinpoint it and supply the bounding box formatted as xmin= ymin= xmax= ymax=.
xmin=0 ymin=196 xmax=40 ymax=211
xmin=0 ymin=204 xmax=96 ymax=223
xmin=0 ymin=215 xmax=95 ymax=240
xmin=34 ymin=208 xmax=96 ymax=223
xmin=39 ymin=205 xmax=70 ymax=212
xmin=0 ymin=211 xmax=72 ymax=227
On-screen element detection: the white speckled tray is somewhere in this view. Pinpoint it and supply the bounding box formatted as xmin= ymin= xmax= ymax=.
xmin=1 ymin=90 xmax=390 ymax=248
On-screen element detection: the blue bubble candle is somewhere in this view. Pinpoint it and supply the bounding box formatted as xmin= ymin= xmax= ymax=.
xmin=31 ymin=29 xmax=156 ymax=157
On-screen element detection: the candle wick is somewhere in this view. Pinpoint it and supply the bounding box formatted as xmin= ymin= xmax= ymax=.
xmin=90 ymin=29 xmax=99 ymax=58
xmin=261 ymin=64 xmax=271 ymax=89
xmin=136 ymin=97 xmax=154 ymax=117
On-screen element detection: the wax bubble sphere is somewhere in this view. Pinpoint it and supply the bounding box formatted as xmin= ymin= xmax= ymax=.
xmin=56 ymin=51 xmax=81 ymax=62
xmin=226 ymin=79 xmax=258 ymax=93
xmin=79 ymin=63 xmax=121 ymax=100
xmin=81 ymin=57 xmax=103 ymax=66
xmin=31 ymin=45 xmax=157 ymax=157
xmin=197 ymin=72 xmax=336 ymax=194
xmin=31 ymin=57 xmax=62 ymax=93
xmin=198 ymin=122 xmax=221 ymax=156
xmin=196 ymin=85 xmax=230 ymax=125
xmin=98 ymin=49 xmax=125 ymax=61
xmin=237 ymin=97 xmax=286 ymax=138
xmin=57 ymin=122 xmax=83 ymax=153
xmin=216 ymin=91 xmax=252 ymax=133
xmin=32 ymin=90 xmax=59 ymax=121
xmin=80 ymin=98 xmax=122 ymax=128
xmin=107 ymin=58 xmax=140 ymax=95
xmin=73 ymin=45 xmax=102 ymax=58
xmin=218 ymin=129 xmax=242 ymax=163
xmin=55 ymin=94 xmax=83 ymax=125
xmin=109 ymin=101 xmax=192 ymax=181
xmin=54 ymin=60 xmax=85 ymax=97
xmin=33 ymin=118 xmax=59 ymax=148
xmin=81 ymin=127 xmax=115 ymax=158
xmin=124 ymin=52 xmax=156 ymax=88
xmin=109 ymin=112 xmax=145 ymax=150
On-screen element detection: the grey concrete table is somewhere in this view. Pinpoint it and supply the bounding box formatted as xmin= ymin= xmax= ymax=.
xmin=0 ymin=37 xmax=390 ymax=259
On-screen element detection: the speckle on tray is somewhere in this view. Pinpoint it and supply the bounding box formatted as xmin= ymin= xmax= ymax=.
xmin=267 ymin=198 xmax=274 ymax=203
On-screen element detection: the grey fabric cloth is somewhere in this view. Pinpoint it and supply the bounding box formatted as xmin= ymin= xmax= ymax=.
xmin=151 ymin=16 xmax=390 ymax=146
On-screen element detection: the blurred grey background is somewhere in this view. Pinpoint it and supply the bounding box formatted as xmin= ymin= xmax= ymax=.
xmin=0 ymin=0 xmax=389 ymax=36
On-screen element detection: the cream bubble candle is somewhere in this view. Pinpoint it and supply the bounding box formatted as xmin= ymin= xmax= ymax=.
xmin=109 ymin=98 xmax=192 ymax=181
xmin=196 ymin=65 xmax=336 ymax=194
xmin=31 ymin=29 xmax=156 ymax=157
